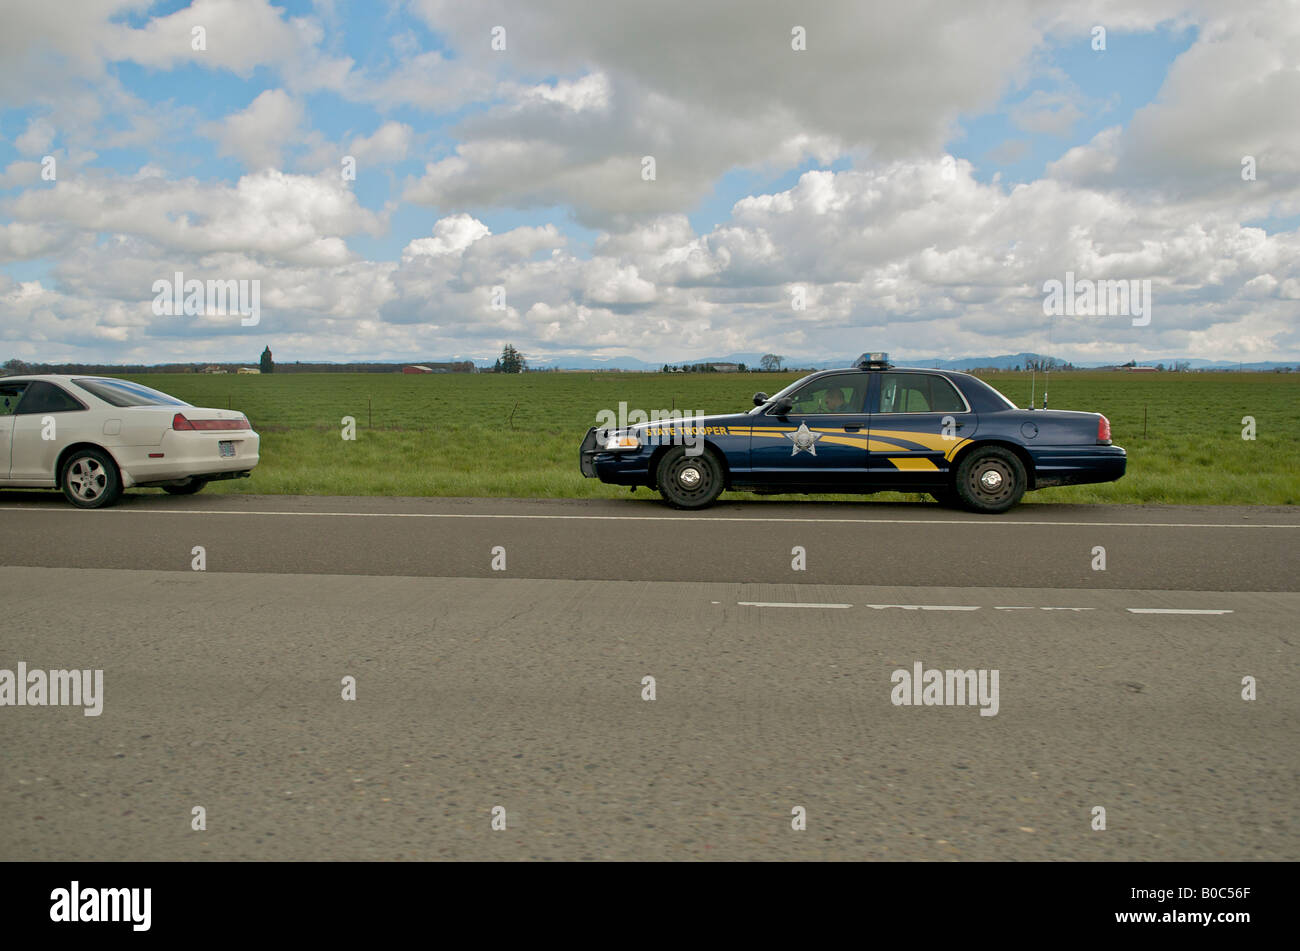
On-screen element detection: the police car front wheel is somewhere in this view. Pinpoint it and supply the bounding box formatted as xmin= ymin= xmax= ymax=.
xmin=656 ymin=446 xmax=725 ymax=510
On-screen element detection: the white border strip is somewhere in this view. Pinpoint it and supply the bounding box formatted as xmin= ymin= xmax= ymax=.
xmin=1 ymin=506 xmax=1294 ymax=529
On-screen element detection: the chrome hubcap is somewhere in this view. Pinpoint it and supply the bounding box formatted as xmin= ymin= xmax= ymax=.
xmin=69 ymin=457 xmax=105 ymax=500
xmin=679 ymin=466 xmax=702 ymax=488
xmin=979 ymin=469 xmax=1003 ymax=491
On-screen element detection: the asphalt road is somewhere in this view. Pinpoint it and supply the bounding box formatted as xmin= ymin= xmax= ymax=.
xmin=1 ymin=495 xmax=1296 ymax=860
xmin=1 ymin=493 xmax=1296 ymax=589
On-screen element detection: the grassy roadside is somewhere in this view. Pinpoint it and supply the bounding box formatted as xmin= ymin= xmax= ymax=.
xmin=121 ymin=370 xmax=1299 ymax=505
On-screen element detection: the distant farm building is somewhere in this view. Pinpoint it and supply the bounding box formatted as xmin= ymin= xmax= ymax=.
xmin=403 ymin=363 xmax=470 ymax=373
xmin=237 ymin=367 xmax=260 ymax=374
xmin=709 ymin=363 xmax=741 ymax=372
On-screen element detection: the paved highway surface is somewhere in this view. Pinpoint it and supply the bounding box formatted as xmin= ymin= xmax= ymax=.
xmin=1 ymin=495 xmax=1295 ymax=860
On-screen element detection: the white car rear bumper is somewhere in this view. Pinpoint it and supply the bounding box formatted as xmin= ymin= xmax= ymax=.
xmin=115 ymin=430 xmax=260 ymax=487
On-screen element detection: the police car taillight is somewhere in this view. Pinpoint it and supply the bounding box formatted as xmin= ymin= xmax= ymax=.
xmin=1097 ymin=415 xmax=1111 ymax=443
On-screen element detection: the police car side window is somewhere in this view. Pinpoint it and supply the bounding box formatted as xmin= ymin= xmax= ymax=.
xmin=879 ymin=374 xmax=966 ymax=413
xmin=928 ymin=376 xmax=965 ymax=413
xmin=785 ymin=374 xmax=866 ymax=415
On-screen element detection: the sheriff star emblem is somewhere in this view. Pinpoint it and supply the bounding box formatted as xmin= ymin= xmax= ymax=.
xmin=785 ymin=422 xmax=823 ymax=456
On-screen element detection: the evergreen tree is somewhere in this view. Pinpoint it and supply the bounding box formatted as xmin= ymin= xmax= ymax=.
xmin=499 ymin=344 xmax=526 ymax=373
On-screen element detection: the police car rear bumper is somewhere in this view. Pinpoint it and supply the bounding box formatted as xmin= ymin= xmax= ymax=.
xmin=1029 ymin=444 xmax=1127 ymax=488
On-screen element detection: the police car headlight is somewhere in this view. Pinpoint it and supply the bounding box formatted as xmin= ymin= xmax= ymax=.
xmin=604 ymin=434 xmax=641 ymax=450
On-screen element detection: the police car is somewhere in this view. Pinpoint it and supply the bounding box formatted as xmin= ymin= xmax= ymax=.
xmin=579 ymin=353 xmax=1125 ymax=513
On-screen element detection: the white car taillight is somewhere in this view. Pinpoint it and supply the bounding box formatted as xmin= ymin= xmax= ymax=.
xmin=172 ymin=413 xmax=248 ymax=431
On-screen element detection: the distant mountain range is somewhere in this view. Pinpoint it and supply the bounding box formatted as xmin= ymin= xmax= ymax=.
xmin=528 ymin=351 xmax=1297 ymax=371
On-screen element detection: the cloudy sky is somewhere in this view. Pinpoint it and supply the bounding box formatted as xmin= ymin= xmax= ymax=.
xmin=1 ymin=0 xmax=1297 ymax=367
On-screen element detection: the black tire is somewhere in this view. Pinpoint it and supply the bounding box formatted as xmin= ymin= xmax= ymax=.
xmin=656 ymin=446 xmax=725 ymax=510
xmin=953 ymin=446 xmax=1026 ymax=514
xmin=163 ymin=479 xmax=208 ymax=496
xmin=60 ymin=448 xmax=123 ymax=509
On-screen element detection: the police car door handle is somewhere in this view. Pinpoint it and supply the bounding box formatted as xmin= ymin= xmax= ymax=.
xmin=843 ymin=424 xmax=862 ymax=432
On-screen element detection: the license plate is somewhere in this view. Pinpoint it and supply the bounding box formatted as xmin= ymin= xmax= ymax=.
xmin=219 ymin=441 xmax=236 ymax=458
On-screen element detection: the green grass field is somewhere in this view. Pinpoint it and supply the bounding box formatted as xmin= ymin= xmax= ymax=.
xmin=122 ymin=370 xmax=1299 ymax=505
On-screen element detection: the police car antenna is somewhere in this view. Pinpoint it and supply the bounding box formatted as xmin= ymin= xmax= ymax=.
xmin=1043 ymin=311 xmax=1053 ymax=410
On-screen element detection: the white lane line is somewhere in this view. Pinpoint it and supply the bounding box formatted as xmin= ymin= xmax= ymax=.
xmin=0 ymin=506 xmax=1294 ymax=529
xmin=866 ymin=604 xmax=981 ymax=611
xmin=734 ymin=602 xmax=1235 ymax=614
xmin=995 ymin=606 xmax=1095 ymax=611
xmin=1126 ymin=608 xmax=1234 ymax=615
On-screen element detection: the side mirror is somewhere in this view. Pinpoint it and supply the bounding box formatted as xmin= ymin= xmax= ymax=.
xmin=752 ymin=392 xmax=769 ymax=406
xmin=771 ymin=397 xmax=793 ymax=416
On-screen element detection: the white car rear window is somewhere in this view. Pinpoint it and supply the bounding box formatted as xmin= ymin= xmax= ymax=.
xmin=72 ymin=378 xmax=189 ymax=407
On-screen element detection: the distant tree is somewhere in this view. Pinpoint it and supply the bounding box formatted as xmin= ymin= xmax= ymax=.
xmin=259 ymin=346 xmax=274 ymax=374
xmin=662 ymin=364 xmax=671 ymax=373
xmin=760 ymin=353 xmax=784 ymax=372
xmin=498 ymin=344 xmax=526 ymax=373
xmin=737 ymin=363 xmax=747 ymax=372
xmin=3 ymin=358 xmax=28 ymax=375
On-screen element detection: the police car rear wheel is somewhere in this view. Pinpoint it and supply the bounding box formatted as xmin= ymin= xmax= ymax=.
xmin=657 ymin=447 xmax=724 ymax=510
xmin=954 ymin=447 xmax=1025 ymax=514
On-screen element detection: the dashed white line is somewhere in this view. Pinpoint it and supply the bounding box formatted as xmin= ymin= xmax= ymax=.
xmin=866 ymin=604 xmax=980 ymax=611
xmin=1126 ymin=608 xmax=1234 ymax=615
xmin=737 ymin=601 xmax=853 ymax=609
xmin=995 ymin=606 xmax=1096 ymax=612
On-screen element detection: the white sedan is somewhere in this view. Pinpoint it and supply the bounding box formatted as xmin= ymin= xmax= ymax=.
xmin=0 ymin=375 xmax=260 ymax=508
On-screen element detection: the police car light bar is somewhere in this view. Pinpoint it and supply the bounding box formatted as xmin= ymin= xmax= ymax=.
xmin=854 ymin=352 xmax=893 ymax=369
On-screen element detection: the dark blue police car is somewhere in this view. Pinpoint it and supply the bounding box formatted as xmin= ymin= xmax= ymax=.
xmin=579 ymin=353 xmax=1125 ymax=513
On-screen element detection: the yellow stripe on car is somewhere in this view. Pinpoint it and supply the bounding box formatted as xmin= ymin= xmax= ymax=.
xmin=888 ymin=457 xmax=939 ymax=471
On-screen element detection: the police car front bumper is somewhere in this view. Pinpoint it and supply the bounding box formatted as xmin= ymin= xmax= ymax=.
xmin=579 ymin=427 xmax=654 ymax=483
xmin=579 ymin=427 xmax=601 ymax=477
